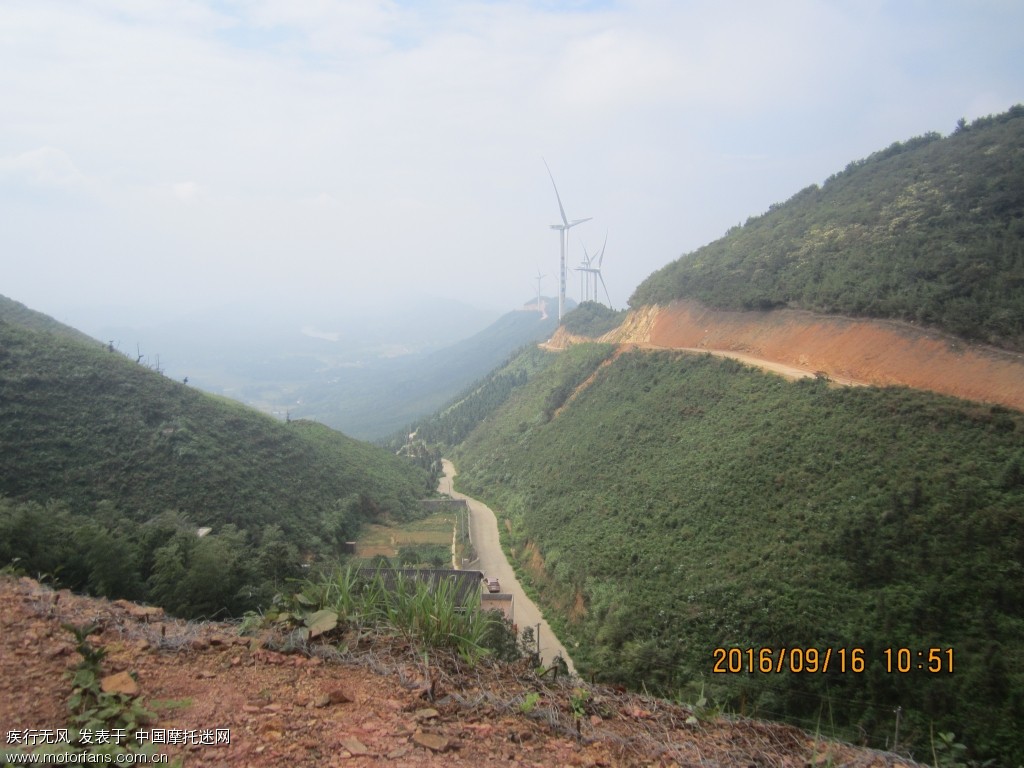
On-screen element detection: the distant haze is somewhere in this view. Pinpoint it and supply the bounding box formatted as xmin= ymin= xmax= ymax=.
xmin=2 ymin=1 xmax=1023 ymax=330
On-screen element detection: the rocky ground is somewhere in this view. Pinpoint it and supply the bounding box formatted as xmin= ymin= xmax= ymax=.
xmin=0 ymin=576 xmax=922 ymax=767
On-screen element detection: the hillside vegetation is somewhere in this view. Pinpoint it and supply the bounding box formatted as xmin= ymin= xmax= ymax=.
xmin=0 ymin=295 xmax=97 ymax=344
xmin=0 ymin=302 xmax=431 ymax=618
xmin=443 ymin=345 xmax=1024 ymax=764
xmin=561 ymin=302 xmax=629 ymax=338
xmin=631 ymin=106 xmax=1024 ymax=350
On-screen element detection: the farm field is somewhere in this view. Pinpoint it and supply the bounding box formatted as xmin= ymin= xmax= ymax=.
xmin=354 ymin=510 xmax=457 ymax=566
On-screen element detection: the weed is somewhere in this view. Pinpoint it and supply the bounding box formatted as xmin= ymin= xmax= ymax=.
xmin=569 ymin=688 xmax=590 ymax=719
xmin=0 ymin=557 xmax=24 ymax=576
xmin=931 ymin=729 xmax=968 ymax=768
xmin=519 ymin=692 xmax=541 ymax=714
xmin=62 ymin=623 xmax=154 ymax=746
xmin=260 ymin=567 xmax=504 ymax=663
xmin=684 ymin=682 xmax=721 ymax=725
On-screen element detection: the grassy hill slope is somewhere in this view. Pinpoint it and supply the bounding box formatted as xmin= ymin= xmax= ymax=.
xmin=631 ymin=106 xmax=1024 ymax=350
xmin=0 ymin=302 xmax=431 ymax=617
xmin=0 ymin=294 xmax=97 ymax=344
xmin=443 ymin=344 xmax=1024 ymax=764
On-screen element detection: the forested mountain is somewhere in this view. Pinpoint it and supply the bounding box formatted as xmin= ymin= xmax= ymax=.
xmin=0 ymin=298 xmax=431 ymax=617
xmin=631 ymin=106 xmax=1024 ymax=350
xmin=435 ymin=344 xmax=1024 ymax=764
xmin=410 ymin=109 xmax=1024 ymax=765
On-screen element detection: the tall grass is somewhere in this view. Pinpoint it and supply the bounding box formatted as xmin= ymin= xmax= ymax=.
xmin=284 ymin=567 xmax=498 ymax=662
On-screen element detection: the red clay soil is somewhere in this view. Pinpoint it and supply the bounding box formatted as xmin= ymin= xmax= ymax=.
xmin=0 ymin=576 xmax=921 ymax=768
xmin=594 ymin=301 xmax=1024 ymax=410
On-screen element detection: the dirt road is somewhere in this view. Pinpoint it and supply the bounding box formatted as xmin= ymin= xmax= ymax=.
xmin=439 ymin=459 xmax=576 ymax=674
xmin=673 ymin=347 xmax=867 ymax=386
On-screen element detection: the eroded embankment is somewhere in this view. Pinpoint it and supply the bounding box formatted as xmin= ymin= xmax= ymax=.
xmin=552 ymin=301 xmax=1024 ymax=411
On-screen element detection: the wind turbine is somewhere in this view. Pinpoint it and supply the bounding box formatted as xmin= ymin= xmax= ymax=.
xmin=534 ymin=269 xmax=546 ymax=311
xmin=544 ymin=159 xmax=591 ymax=321
xmin=592 ymin=234 xmax=613 ymax=308
xmin=577 ymin=234 xmax=612 ymax=308
xmin=575 ymin=243 xmax=595 ymax=302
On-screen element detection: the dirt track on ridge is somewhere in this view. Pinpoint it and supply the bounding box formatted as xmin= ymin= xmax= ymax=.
xmin=548 ymin=300 xmax=1024 ymax=410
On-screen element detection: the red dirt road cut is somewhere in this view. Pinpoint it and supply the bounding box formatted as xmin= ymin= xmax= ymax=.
xmin=576 ymin=301 xmax=1024 ymax=410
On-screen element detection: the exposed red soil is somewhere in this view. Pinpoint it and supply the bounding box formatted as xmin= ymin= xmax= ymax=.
xmin=1 ymin=576 xmax=921 ymax=768
xmin=552 ymin=301 xmax=1024 ymax=410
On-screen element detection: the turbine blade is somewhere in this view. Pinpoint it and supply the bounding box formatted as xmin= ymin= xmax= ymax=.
xmin=579 ymin=239 xmax=592 ymax=266
xmin=599 ymin=273 xmax=612 ymax=308
xmin=543 ymin=158 xmax=570 ymax=226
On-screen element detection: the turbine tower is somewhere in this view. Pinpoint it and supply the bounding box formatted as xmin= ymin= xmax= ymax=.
xmin=577 ymin=234 xmax=613 ymax=308
xmin=575 ymin=243 xmax=594 ymax=302
xmin=573 ymin=243 xmax=598 ymax=301
xmin=534 ymin=269 xmax=546 ymax=311
xmin=592 ymin=234 xmax=613 ymax=308
xmin=544 ymin=159 xmax=591 ymax=322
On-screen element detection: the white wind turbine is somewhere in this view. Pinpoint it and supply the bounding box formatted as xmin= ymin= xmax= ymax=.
xmin=544 ymin=159 xmax=591 ymax=322
xmin=575 ymin=246 xmax=593 ymax=303
xmin=534 ymin=268 xmax=546 ymax=311
xmin=578 ymin=234 xmax=612 ymax=308
xmin=575 ymin=245 xmax=594 ymax=302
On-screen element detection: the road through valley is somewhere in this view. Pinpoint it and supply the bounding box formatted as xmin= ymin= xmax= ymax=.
xmin=439 ymin=459 xmax=575 ymax=674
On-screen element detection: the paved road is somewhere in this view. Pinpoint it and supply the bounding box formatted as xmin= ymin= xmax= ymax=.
xmin=439 ymin=459 xmax=575 ymax=673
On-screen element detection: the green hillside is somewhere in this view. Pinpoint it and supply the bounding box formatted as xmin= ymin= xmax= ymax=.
xmin=0 ymin=302 xmax=431 ymax=617
xmin=631 ymin=106 xmax=1024 ymax=350
xmin=0 ymin=294 xmax=97 ymax=344
xmin=445 ymin=345 xmax=1024 ymax=763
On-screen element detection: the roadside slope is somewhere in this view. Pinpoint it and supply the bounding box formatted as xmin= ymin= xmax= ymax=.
xmin=545 ymin=300 xmax=1024 ymax=410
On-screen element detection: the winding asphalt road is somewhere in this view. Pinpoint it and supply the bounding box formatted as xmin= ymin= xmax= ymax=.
xmin=439 ymin=459 xmax=575 ymax=673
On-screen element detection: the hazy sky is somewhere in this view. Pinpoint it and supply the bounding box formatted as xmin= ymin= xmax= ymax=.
xmin=3 ymin=0 xmax=1023 ymax=328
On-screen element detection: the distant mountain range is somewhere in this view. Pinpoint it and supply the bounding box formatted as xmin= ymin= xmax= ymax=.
xmin=289 ymin=301 xmax=563 ymax=439
xmin=77 ymin=297 xmax=565 ymax=440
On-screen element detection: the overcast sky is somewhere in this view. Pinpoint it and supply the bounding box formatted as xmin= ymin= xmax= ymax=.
xmin=2 ymin=0 xmax=1023 ymax=329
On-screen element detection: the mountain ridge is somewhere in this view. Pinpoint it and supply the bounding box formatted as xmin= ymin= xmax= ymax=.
xmin=631 ymin=106 xmax=1024 ymax=351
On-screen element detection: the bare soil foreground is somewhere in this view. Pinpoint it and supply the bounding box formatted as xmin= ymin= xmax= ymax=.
xmin=0 ymin=576 xmax=921 ymax=767
xmin=564 ymin=301 xmax=1024 ymax=410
